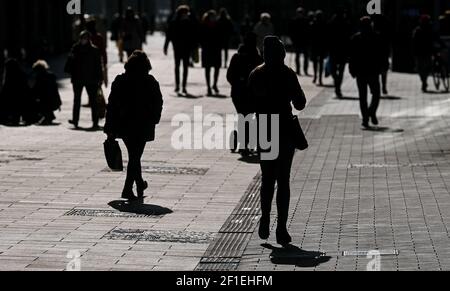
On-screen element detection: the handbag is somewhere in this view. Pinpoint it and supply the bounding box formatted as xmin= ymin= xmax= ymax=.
xmin=290 ymin=115 xmax=308 ymax=151
xmin=103 ymin=139 xmax=123 ymax=171
xmin=97 ymin=87 xmax=106 ymax=119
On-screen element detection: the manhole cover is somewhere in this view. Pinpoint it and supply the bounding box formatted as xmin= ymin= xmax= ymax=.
xmin=64 ymin=208 xmax=164 ymax=218
xmin=348 ymin=162 xmax=439 ymax=169
xmin=342 ymin=250 xmax=399 ymax=257
xmin=104 ymin=228 xmax=215 ymax=244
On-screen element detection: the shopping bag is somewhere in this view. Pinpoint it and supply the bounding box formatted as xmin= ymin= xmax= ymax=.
xmin=103 ymin=139 xmax=123 ymax=171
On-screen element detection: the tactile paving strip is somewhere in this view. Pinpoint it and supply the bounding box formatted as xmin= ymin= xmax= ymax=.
xmin=102 ymin=165 xmax=209 ymax=175
xmin=196 ymin=174 xmax=261 ymax=270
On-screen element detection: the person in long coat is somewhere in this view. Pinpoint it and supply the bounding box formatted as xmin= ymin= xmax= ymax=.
xmin=200 ymin=10 xmax=222 ymax=96
xmin=104 ymin=51 xmax=163 ymax=201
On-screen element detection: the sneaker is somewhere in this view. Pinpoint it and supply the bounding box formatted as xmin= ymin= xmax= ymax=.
xmin=371 ymin=114 xmax=379 ymax=126
xmin=68 ymin=120 xmax=79 ymax=128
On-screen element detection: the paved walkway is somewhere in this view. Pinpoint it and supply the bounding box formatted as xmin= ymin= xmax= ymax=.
xmin=0 ymin=34 xmax=449 ymax=271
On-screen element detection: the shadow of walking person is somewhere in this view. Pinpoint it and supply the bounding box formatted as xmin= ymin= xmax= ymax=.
xmin=108 ymin=200 xmax=173 ymax=216
xmin=262 ymin=243 xmax=331 ymax=268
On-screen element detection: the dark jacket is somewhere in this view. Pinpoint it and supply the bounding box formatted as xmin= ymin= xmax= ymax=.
xmin=349 ymin=31 xmax=384 ymax=77
xmin=65 ymin=43 xmax=103 ymax=84
xmin=32 ymin=70 xmax=62 ymax=113
xmin=328 ymin=15 xmax=353 ymax=60
xmin=227 ymin=44 xmax=263 ymax=113
xmin=104 ymin=73 xmax=163 ymax=141
xmin=248 ymin=64 xmax=307 ymax=147
xmin=289 ymin=16 xmax=311 ymax=49
xmin=164 ymin=17 xmax=198 ymax=56
xmin=412 ymin=26 xmax=434 ymax=57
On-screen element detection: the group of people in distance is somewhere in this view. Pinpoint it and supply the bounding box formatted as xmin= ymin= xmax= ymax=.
xmin=164 ymin=5 xmax=235 ymax=97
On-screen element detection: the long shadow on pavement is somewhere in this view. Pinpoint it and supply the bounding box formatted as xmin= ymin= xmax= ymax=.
xmin=108 ymin=200 xmax=173 ymax=216
xmin=336 ymin=95 xmax=403 ymax=101
xmin=262 ymin=243 xmax=331 ymax=268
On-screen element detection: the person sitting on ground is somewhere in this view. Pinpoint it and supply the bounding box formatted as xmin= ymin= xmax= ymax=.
xmin=31 ymin=60 xmax=62 ymax=125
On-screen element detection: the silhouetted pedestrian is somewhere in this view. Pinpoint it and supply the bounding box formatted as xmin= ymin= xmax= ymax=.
xmin=104 ymin=51 xmax=163 ymax=201
xmin=0 ymin=48 xmax=4 ymax=89
xmin=289 ymin=7 xmax=311 ymax=76
xmin=0 ymin=59 xmax=33 ymax=126
xmin=121 ymin=7 xmax=145 ymax=59
xmin=240 ymin=14 xmax=254 ymax=40
xmin=310 ymin=10 xmax=328 ymax=86
xmin=201 ymin=10 xmax=222 ymax=96
xmin=227 ymin=32 xmax=263 ymax=156
xmin=111 ymin=13 xmax=124 ymax=63
xmin=349 ymin=17 xmax=384 ymax=129
xmin=164 ymin=5 xmax=198 ymax=95
xmin=254 ymin=13 xmax=275 ymax=55
xmin=218 ymin=8 xmax=235 ymax=68
xmin=86 ymin=19 xmax=108 ymax=87
xmin=31 ymin=60 xmax=61 ymax=125
xmin=248 ymin=36 xmax=307 ymax=246
xmin=328 ymin=9 xmax=352 ymax=97
xmin=373 ymin=15 xmax=391 ymax=95
xmin=412 ymin=15 xmax=434 ymax=92
xmin=65 ymin=31 xmax=103 ymax=129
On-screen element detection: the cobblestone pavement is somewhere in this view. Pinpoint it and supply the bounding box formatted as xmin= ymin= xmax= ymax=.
xmin=0 ymin=34 xmax=449 ymax=271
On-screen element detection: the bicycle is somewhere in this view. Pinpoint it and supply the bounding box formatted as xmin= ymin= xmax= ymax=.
xmin=432 ymin=48 xmax=449 ymax=92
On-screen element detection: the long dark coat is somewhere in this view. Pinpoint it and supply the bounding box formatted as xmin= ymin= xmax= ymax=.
xmin=104 ymin=73 xmax=163 ymax=141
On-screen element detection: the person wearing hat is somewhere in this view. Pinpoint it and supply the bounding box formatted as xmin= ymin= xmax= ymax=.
xmin=248 ymin=36 xmax=307 ymax=246
xmin=65 ymin=30 xmax=103 ymax=129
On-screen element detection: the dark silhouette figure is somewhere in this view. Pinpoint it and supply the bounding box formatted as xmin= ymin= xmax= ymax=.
xmin=310 ymin=11 xmax=328 ymax=86
xmin=240 ymin=15 xmax=254 ymax=40
xmin=104 ymin=51 xmax=163 ymax=201
xmin=248 ymin=36 xmax=307 ymax=246
xmin=121 ymin=7 xmax=145 ymax=59
xmin=110 ymin=13 xmax=124 ymax=63
xmin=86 ymin=19 xmax=108 ymax=87
xmin=65 ymin=31 xmax=103 ymax=129
xmin=0 ymin=48 xmax=4 ymax=90
xmin=349 ymin=17 xmax=384 ymax=129
xmin=31 ymin=60 xmax=62 ymax=125
xmin=227 ymin=32 xmax=264 ymax=156
xmin=373 ymin=15 xmax=391 ymax=95
xmin=254 ymin=13 xmax=275 ymax=55
xmin=201 ymin=10 xmax=222 ymax=96
xmin=217 ymin=8 xmax=235 ymax=68
xmin=0 ymin=59 xmax=33 ymax=126
xmin=328 ymin=10 xmax=352 ymax=98
xmin=412 ymin=15 xmax=434 ymax=92
xmin=289 ymin=7 xmax=311 ymax=76
xmin=164 ymin=5 xmax=198 ymax=95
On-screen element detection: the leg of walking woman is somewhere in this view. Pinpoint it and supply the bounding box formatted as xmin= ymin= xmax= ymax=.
xmin=275 ymin=145 xmax=295 ymax=246
xmin=259 ymin=160 xmax=278 ymax=240
xmin=122 ymin=138 xmax=147 ymax=199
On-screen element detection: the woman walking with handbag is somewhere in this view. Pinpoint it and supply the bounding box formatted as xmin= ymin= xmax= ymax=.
xmin=104 ymin=51 xmax=163 ymax=200
xmin=248 ymin=36 xmax=307 ymax=246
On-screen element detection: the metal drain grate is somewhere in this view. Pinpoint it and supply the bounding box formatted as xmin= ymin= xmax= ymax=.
xmin=142 ymin=166 xmax=208 ymax=175
xmin=348 ymin=162 xmax=439 ymax=169
xmin=342 ymin=250 xmax=399 ymax=257
xmin=196 ymin=258 xmax=240 ymax=271
xmin=64 ymin=208 xmax=164 ymax=218
xmin=104 ymin=228 xmax=215 ymax=244
xmin=102 ymin=166 xmax=209 ymax=175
